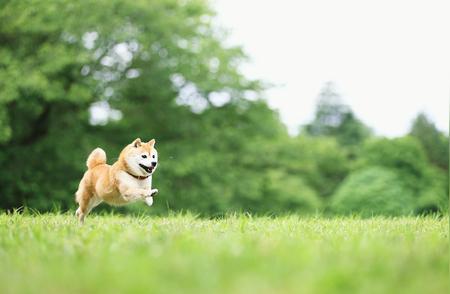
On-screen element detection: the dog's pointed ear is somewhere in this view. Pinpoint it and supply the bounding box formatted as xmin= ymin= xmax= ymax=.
xmin=132 ymin=138 xmax=142 ymax=147
xmin=147 ymin=139 xmax=156 ymax=147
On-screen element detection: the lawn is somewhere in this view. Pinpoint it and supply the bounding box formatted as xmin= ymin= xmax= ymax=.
xmin=0 ymin=213 xmax=448 ymax=294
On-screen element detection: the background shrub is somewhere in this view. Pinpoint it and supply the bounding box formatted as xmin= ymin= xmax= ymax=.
xmin=330 ymin=167 xmax=415 ymax=216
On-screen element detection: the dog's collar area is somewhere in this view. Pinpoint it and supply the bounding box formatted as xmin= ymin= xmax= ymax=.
xmin=126 ymin=171 xmax=150 ymax=180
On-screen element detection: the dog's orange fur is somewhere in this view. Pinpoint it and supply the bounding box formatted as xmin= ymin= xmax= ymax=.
xmin=75 ymin=138 xmax=157 ymax=223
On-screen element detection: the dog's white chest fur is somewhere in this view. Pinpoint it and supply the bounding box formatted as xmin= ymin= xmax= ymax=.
xmin=117 ymin=171 xmax=152 ymax=189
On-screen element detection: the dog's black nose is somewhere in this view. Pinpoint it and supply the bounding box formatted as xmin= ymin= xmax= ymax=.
xmin=151 ymin=162 xmax=157 ymax=167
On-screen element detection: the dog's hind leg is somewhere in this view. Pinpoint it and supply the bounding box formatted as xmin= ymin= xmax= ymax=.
xmin=85 ymin=197 xmax=102 ymax=216
xmin=75 ymin=206 xmax=85 ymax=224
xmin=75 ymin=200 xmax=89 ymax=224
xmin=76 ymin=197 xmax=102 ymax=224
xmin=75 ymin=182 xmax=96 ymax=224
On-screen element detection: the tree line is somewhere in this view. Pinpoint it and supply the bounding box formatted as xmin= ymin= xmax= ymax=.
xmin=0 ymin=0 xmax=447 ymax=216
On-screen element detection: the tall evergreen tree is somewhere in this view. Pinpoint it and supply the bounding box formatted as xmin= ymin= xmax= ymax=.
xmin=303 ymin=82 xmax=370 ymax=146
xmin=410 ymin=112 xmax=448 ymax=171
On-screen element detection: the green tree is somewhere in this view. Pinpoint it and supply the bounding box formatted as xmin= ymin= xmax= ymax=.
xmin=261 ymin=170 xmax=321 ymax=214
xmin=357 ymin=137 xmax=447 ymax=214
xmin=410 ymin=112 xmax=448 ymax=171
xmin=330 ymin=166 xmax=415 ymax=216
xmin=303 ymin=82 xmax=371 ymax=146
xmin=359 ymin=137 xmax=430 ymax=193
xmin=276 ymin=136 xmax=350 ymax=198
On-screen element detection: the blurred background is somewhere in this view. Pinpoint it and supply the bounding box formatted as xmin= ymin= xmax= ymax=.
xmin=0 ymin=0 xmax=448 ymax=216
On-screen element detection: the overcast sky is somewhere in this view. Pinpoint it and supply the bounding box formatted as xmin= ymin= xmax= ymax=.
xmin=213 ymin=0 xmax=449 ymax=136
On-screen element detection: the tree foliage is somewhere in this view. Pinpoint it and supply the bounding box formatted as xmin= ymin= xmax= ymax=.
xmin=330 ymin=167 xmax=415 ymax=216
xmin=351 ymin=137 xmax=448 ymax=214
xmin=410 ymin=113 xmax=448 ymax=171
xmin=303 ymin=82 xmax=371 ymax=146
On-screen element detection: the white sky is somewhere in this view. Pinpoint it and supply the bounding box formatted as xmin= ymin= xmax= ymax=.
xmin=213 ymin=0 xmax=450 ymax=136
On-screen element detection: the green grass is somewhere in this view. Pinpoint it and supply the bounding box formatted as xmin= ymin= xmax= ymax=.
xmin=0 ymin=213 xmax=448 ymax=294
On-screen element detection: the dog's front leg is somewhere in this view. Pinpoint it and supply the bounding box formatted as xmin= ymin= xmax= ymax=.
xmin=150 ymin=188 xmax=158 ymax=197
xmin=143 ymin=188 xmax=158 ymax=206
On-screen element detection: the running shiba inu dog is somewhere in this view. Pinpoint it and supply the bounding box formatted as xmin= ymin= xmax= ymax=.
xmin=75 ymin=138 xmax=158 ymax=223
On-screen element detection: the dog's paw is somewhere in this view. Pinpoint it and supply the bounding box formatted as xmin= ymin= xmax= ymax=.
xmin=144 ymin=196 xmax=153 ymax=206
xmin=150 ymin=188 xmax=159 ymax=197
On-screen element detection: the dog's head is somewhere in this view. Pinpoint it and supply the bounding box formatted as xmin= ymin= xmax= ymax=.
xmin=120 ymin=138 xmax=158 ymax=177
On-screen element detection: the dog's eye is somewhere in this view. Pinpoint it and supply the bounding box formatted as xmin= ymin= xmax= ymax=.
xmin=141 ymin=155 xmax=147 ymax=158
xmin=152 ymin=155 xmax=155 ymax=158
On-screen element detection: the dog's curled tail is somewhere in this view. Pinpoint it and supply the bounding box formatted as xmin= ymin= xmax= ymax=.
xmin=86 ymin=148 xmax=107 ymax=169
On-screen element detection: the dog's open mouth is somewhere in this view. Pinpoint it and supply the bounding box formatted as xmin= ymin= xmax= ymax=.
xmin=139 ymin=164 xmax=153 ymax=174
